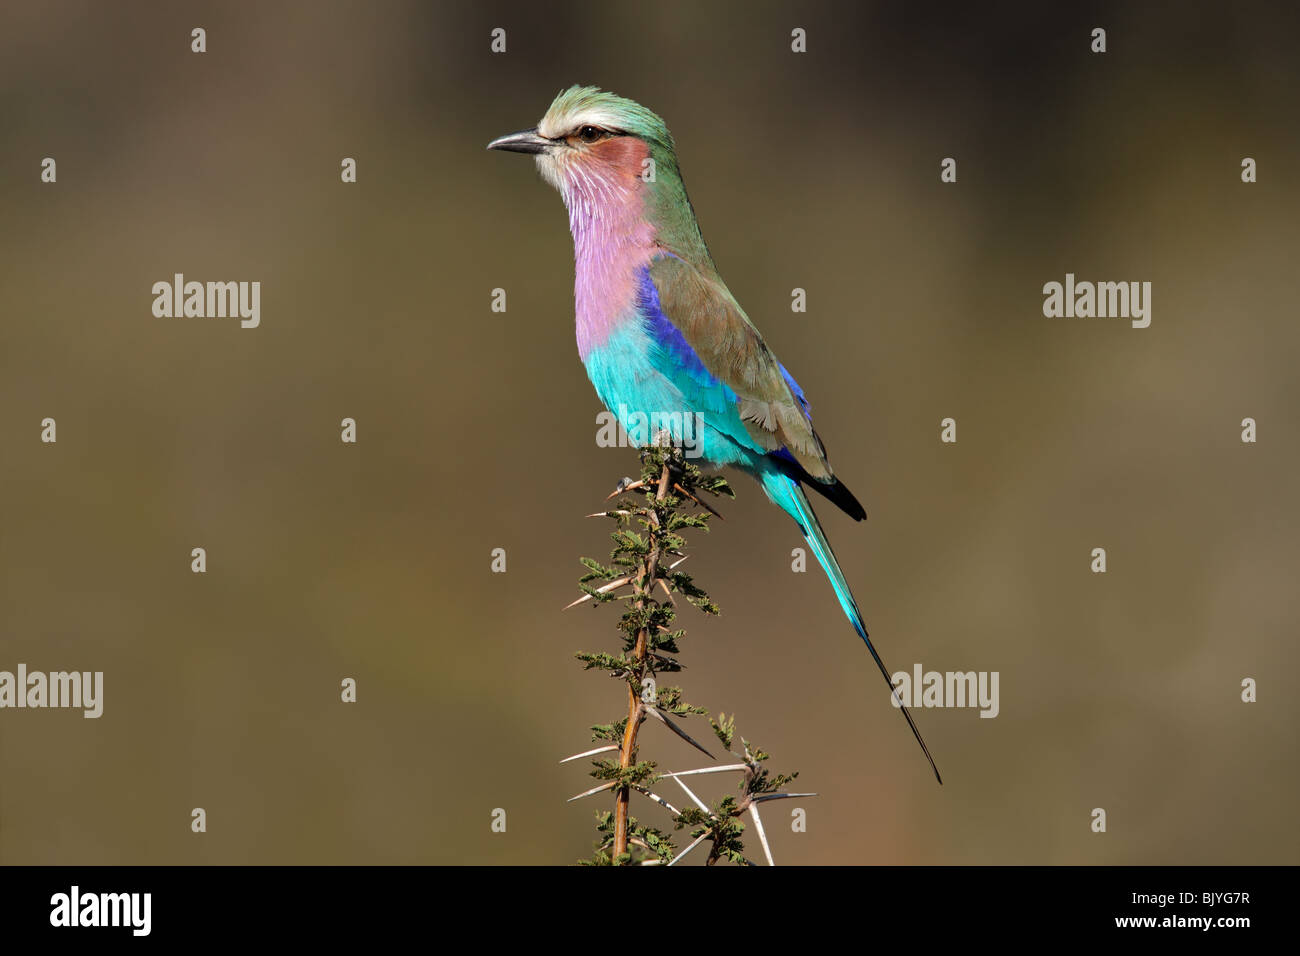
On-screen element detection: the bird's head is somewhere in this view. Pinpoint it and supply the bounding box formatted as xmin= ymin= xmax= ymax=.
xmin=488 ymin=86 xmax=677 ymax=206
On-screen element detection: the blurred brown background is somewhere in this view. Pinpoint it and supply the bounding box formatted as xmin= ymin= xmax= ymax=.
xmin=1 ymin=0 xmax=1296 ymax=865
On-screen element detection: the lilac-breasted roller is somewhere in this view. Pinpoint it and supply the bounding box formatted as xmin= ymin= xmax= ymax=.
xmin=489 ymin=86 xmax=941 ymax=783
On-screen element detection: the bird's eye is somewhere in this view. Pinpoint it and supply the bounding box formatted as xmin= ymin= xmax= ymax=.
xmin=577 ymin=125 xmax=603 ymax=143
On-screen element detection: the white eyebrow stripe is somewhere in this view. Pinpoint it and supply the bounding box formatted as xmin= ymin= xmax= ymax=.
xmin=538 ymin=106 xmax=631 ymax=139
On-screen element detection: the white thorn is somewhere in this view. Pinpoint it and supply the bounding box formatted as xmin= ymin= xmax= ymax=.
xmin=559 ymin=744 xmax=620 ymax=764
xmin=667 ymin=832 xmax=710 ymax=866
xmin=632 ymin=786 xmax=682 ymax=817
xmin=660 ymin=764 xmax=747 ymax=779
xmin=749 ymin=803 xmax=775 ymax=866
xmin=672 ymin=776 xmax=711 ymax=813
xmin=565 ymin=781 xmax=618 ymax=803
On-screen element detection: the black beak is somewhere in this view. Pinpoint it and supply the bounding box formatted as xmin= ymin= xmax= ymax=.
xmin=486 ymin=128 xmax=554 ymax=155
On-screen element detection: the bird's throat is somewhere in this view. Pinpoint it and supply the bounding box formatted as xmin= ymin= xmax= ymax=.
xmin=562 ymin=169 xmax=657 ymax=363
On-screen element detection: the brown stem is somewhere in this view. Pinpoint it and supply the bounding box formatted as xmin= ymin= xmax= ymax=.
xmin=612 ymin=462 xmax=673 ymax=860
